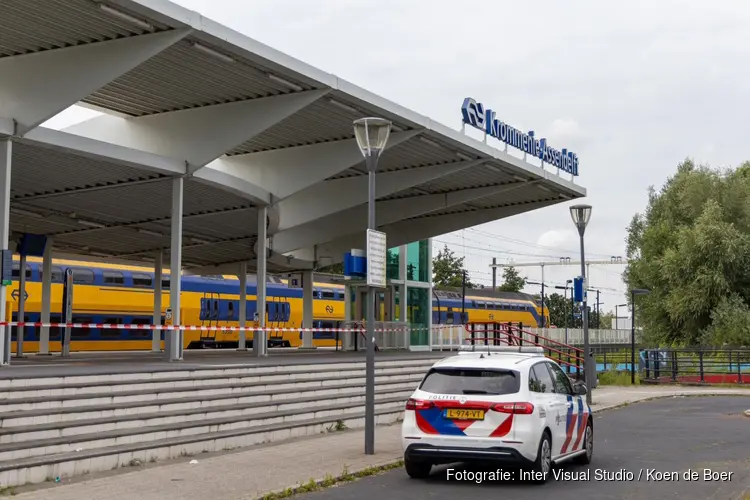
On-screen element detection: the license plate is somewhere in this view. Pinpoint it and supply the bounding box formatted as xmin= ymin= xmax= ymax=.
xmin=445 ymin=408 xmax=485 ymax=420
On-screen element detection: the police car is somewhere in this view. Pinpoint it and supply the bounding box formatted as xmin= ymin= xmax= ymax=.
xmin=401 ymin=345 xmax=592 ymax=482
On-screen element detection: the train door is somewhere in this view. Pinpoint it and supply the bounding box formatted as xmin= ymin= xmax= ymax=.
xmin=200 ymin=292 xmax=220 ymax=345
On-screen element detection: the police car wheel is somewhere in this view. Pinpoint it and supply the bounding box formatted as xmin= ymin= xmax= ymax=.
xmin=574 ymin=420 xmax=593 ymax=464
xmin=529 ymin=431 xmax=552 ymax=484
xmin=404 ymin=458 xmax=432 ymax=479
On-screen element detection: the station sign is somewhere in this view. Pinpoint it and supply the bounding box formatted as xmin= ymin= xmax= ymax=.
xmin=366 ymin=229 xmax=387 ymax=288
xmin=461 ymin=97 xmax=579 ymax=176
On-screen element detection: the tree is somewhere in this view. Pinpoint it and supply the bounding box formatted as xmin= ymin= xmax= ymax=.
xmin=433 ymin=244 xmax=472 ymax=288
xmin=597 ymin=311 xmax=615 ymax=330
xmin=624 ymin=158 xmax=750 ymax=346
xmin=317 ymin=262 xmax=344 ymax=274
xmin=498 ymin=266 xmax=526 ymax=292
xmin=545 ymin=293 xmax=572 ymax=328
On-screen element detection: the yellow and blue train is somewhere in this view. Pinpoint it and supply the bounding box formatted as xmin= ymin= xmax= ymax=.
xmin=6 ymin=257 xmax=548 ymax=352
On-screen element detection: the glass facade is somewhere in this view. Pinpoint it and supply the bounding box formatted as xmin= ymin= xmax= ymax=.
xmin=406 ymin=240 xmax=430 ymax=283
xmin=344 ymin=239 xmax=432 ymax=350
xmin=387 ymin=247 xmax=399 ymax=281
xmin=407 ymin=287 xmax=430 ymax=346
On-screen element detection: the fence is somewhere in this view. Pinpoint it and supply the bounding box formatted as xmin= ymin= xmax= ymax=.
xmin=640 ymin=348 xmax=750 ymax=384
xmin=524 ymin=328 xmax=632 ymax=345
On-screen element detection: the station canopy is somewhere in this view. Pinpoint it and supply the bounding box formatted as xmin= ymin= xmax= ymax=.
xmin=0 ymin=0 xmax=586 ymax=275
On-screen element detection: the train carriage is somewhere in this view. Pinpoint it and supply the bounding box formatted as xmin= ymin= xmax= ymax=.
xmin=6 ymin=257 xmax=547 ymax=352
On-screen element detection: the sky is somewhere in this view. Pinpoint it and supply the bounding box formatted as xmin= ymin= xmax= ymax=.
xmin=41 ymin=0 xmax=750 ymax=313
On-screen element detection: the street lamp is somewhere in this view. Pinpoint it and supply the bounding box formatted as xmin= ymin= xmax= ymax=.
xmin=630 ymin=288 xmax=650 ymax=385
xmin=569 ymin=204 xmax=593 ymax=405
xmin=353 ymin=117 xmax=392 ymax=456
xmin=615 ymin=303 xmax=628 ymax=330
xmin=564 ymin=279 xmax=572 ymax=346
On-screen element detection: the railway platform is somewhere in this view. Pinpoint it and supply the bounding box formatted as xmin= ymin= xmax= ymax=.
xmin=0 ymin=348 xmax=445 ymax=379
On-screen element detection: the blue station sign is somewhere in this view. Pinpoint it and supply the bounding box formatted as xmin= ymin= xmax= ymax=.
xmin=461 ymin=97 xmax=579 ymax=176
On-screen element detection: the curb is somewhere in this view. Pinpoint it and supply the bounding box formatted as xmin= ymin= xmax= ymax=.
xmin=255 ymin=457 xmax=405 ymax=500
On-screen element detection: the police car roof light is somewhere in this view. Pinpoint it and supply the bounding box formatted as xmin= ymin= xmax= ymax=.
xmin=457 ymin=345 xmax=544 ymax=355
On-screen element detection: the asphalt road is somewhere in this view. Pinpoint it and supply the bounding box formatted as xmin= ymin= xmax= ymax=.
xmin=299 ymin=396 xmax=750 ymax=500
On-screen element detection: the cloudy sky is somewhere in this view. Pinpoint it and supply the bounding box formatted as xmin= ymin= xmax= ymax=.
xmin=43 ymin=0 xmax=750 ymax=313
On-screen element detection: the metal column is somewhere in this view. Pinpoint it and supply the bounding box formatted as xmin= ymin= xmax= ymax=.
xmin=253 ymin=206 xmax=267 ymax=357
xmin=238 ymin=262 xmax=247 ymax=350
xmin=166 ymin=177 xmax=183 ymax=362
xmin=0 ymin=140 xmax=10 ymax=366
xmin=15 ymin=254 xmax=26 ymax=357
xmin=364 ymin=161 xmax=376 ymax=455
xmin=579 ymin=234 xmax=592 ymax=406
xmin=302 ymin=270 xmax=314 ymax=349
xmin=39 ymin=238 xmax=52 ymax=355
xmin=152 ymin=250 xmax=162 ymax=352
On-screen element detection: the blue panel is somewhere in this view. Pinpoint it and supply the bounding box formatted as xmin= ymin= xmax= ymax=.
xmin=573 ymin=277 xmax=584 ymax=303
xmin=0 ymin=249 xmax=12 ymax=284
xmin=344 ymin=253 xmax=366 ymax=277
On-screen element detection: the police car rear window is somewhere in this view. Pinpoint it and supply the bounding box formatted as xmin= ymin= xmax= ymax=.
xmin=419 ymin=368 xmax=520 ymax=395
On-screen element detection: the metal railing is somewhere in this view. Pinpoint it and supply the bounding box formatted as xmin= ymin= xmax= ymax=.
xmin=640 ymin=348 xmax=750 ymax=384
xmin=524 ymin=327 xmax=632 ymax=345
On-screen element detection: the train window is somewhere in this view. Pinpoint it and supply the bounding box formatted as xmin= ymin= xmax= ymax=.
xmin=161 ymin=276 xmax=171 ymax=289
xmin=101 ymin=317 xmax=122 ymax=338
xmin=49 ymin=315 xmax=63 ymax=340
xmin=11 ymin=262 xmax=32 ymax=280
xmin=129 ymin=318 xmax=152 ymax=339
xmin=71 ymin=268 xmax=94 ymax=284
xmin=103 ymin=271 xmax=125 ymax=285
xmin=321 ymin=291 xmax=335 ymax=299
xmin=132 ymin=273 xmax=152 ymax=287
xmin=71 ymin=315 xmax=93 ymax=339
xmin=228 ymin=302 xmax=235 ymax=319
xmin=51 ymin=266 xmax=63 ymax=283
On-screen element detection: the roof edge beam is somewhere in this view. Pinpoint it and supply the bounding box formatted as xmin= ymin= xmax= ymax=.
xmin=271 ymin=159 xmax=484 ymax=232
xmin=0 ymin=29 xmax=192 ymax=136
xmin=63 ymin=89 xmax=330 ymax=172
xmin=220 ymin=130 xmax=420 ymax=201
xmin=270 ymin=182 xmax=531 ymax=253
xmin=19 ymin=127 xmax=186 ymax=176
xmin=0 ymin=118 xmax=13 ymax=137
xmin=191 ymin=168 xmax=271 ymax=205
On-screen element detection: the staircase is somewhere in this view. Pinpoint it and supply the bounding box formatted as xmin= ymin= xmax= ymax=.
xmin=0 ymin=356 xmax=443 ymax=488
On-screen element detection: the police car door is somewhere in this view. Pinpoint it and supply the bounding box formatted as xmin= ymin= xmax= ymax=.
xmin=529 ymin=362 xmax=559 ymax=447
xmin=546 ymin=361 xmax=582 ymax=457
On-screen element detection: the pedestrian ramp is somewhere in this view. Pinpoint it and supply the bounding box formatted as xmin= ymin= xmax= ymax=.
xmin=0 ymin=356 xmax=444 ymax=488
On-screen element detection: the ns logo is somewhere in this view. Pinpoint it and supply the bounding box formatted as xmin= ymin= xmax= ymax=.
xmin=461 ymin=97 xmax=486 ymax=129
xmin=325 ymin=305 xmax=334 ymax=314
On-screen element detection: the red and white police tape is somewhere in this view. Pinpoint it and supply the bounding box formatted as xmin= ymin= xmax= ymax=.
xmin=0 ymin=321 xmax=465 ymax=333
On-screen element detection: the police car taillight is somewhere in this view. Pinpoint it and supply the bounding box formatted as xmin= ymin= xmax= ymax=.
xmin=405 ymin=398 xmax=434 ymax=410
xmin=492 ymin=402 xmax=534 ymax=414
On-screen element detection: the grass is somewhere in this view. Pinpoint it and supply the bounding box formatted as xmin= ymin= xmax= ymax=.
xmin=0 ymin=486 xmax=16 ymax=496
xmin=257 ymin=460 xmax=404 ymax=500
xmin=597 ymin=369 xmax=640 ymax=386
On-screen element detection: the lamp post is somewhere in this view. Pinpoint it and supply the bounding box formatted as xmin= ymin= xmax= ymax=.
xmin=564 ymin=279 xmax=572 ymax=345
xmin=569 ymin=204 xmax=593 ymax=405
xmin=353 ymin=117 xmax=391 ymax=455
xmin=630 ymin=288 xmax=650 ymax=384
xmin=615 ymin=303 xmax=627 ymax=330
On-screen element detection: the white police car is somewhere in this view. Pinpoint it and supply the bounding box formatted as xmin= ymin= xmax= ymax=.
xmin=401 ymin=346 xmax=592 ymax=482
